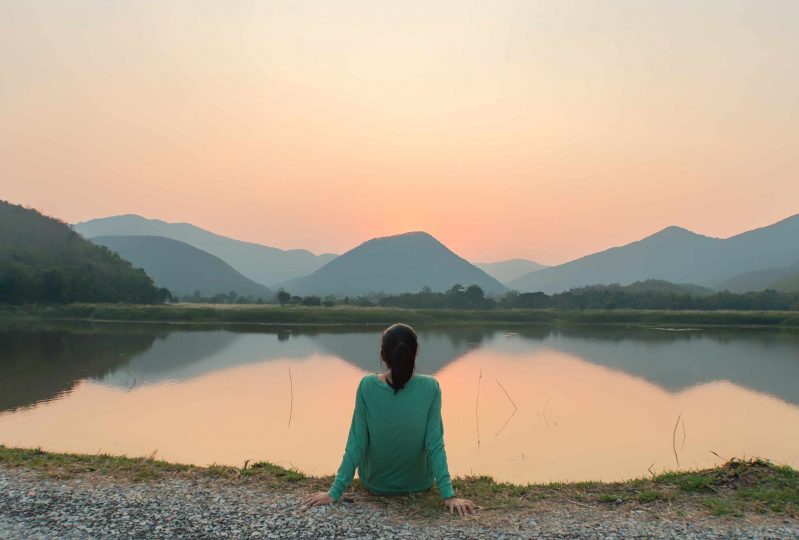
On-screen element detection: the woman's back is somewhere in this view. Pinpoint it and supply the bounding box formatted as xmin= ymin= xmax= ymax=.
xmin=360 ymin=374 xmax=441 ymax=494
xmin=328 ymin=373 xmax=454 ymax=500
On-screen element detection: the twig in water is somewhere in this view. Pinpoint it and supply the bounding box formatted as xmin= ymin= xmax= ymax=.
xmin=495 ymin=378 xmax=518 ymax=438
xmin=542 ymin=396 xmax=551 ymax=428
xmin=496 ymin=379 xmax=518 ymax=411
xmin=495 ymin=408 xmax=517 ymax=437
xmin=680 ymin=418 xmax=686 ymax=452
xmin=288 ymin=368 xmax=294 ymax=429
xmin=672 ymin=412 xmax=682 ymax=468
xmin=125 ymin=369 xmax=137 ymax=391
xmin=475 ymin=370 xmax=482 ymax=449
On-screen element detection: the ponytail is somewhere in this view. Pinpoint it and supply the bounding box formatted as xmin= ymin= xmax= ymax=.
xmin=380 ymin=323 xmax=418 ymax=394
xmin=388 ymin=342 xmax=413 ymax=392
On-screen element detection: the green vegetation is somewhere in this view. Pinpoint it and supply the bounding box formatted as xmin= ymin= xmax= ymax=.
xmin=1 ymin=446 xmax=796 ymax=517
xmin=0 ymin=201 xmax=169 ymax=304
xmin=376 ymin=281 xmax=799 ymax=311
xmin=3 ymin=302 xmax=799 ymax=327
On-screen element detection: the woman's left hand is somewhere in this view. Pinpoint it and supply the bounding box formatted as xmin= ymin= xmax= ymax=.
xmin=302 ymin=491 xmax=335 ymax=508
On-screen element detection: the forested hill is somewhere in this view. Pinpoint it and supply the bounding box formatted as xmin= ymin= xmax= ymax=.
xmin=90 ymin=235 xmax=273 ymax=299
xmin=0 ymin=201 xmax=168 ymax=304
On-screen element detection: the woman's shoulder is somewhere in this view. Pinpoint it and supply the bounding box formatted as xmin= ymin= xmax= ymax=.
xmin=357 ymin=373 xmax=439 ymax=391
xmin=411 ymin=374 xmax=440 ymax=390
xmin=359 ymin=373 xmax=379 ymax=386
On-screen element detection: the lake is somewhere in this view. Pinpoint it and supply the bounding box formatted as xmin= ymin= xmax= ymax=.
xmin=1 ymin=321 xmax=798 ymax=484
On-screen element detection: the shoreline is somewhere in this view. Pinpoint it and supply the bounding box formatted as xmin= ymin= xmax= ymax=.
xmin=2 ymin=445 xmax=797 ymax=519
xmin=2 ymin=303 xmax=799 ymax=329
xmin=2 ymin=446 xmax=797 ymax=539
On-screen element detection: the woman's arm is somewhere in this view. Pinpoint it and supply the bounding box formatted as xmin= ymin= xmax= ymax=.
xmin=423 ymin=381 xmax=455 ymax=500
xmin=328 ymin=377 xmax=369 ymax=501
xmin=424 ymin=382 xmax=475 ymax=515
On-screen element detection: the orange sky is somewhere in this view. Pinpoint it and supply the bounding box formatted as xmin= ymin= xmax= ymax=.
xmin=2 ymin=1 xmax=798 ymax=264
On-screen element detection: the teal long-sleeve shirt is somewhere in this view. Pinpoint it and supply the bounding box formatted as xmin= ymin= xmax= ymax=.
xmin=328 ymin=374 xmax=455 ymax=501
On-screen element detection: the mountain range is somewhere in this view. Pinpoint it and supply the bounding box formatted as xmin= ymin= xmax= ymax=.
xmin=68 ymin=210 xmax=799 ymax=297
xmin=280 ymin=231 xmax=507 ymax=296
xmin=90 ymin=236 xmax=272 ymax=299
xmin=509 ymin=215 xmax=799 ymax=293
xmin=73 ymin=215 xmax=335 ymax=286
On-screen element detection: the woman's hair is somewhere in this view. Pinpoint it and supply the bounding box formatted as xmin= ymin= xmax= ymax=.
xmin=380 ymin=323 xmax=418 ymax=393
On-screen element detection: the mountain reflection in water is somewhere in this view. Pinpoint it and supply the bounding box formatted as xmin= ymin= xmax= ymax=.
xmin=1 ymin=321 xmax=798 ymax=483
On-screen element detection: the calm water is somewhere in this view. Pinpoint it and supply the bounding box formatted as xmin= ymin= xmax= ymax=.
xmin=1 ymin=321 xmax=798 ymax=483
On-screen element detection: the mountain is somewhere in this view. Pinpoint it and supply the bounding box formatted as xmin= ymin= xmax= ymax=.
xmin=0 ymin=201 xmax=167 ymax=304
xmin=90 ymin=236 xmax=272 ymax=299
xmin=509 ymin=226 xmax=719 ymax=293
xmin=475 ymin=258 xmax=547 ymax=284
xmin=73 ymin=215 xmax=336 ymax=286
xmin=280 ymin=231 xmax=507 ymax=296
xmin=510 ymin=215 xmax=799 ymax=293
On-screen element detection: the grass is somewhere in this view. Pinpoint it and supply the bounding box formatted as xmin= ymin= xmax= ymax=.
xmin=2 ymin=446 xmax=796 ymax=518
xmin=1 ymin=303 xmax=799 ymax=328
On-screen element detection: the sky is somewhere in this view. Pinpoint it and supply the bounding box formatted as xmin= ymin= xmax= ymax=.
xmin=2 ymin=1 xmax=798 ymax=264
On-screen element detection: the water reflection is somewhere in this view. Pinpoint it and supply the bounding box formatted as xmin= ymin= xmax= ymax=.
xmin=0 ymin=323 xmax=158 ymax=412
xmin=4 ymin=322 xmax=796 ymax=410
xmin=1 ymin=321 xmax=798 ymax=482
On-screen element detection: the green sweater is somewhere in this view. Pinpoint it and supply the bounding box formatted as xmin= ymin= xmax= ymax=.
xmin=328 ymin=373 xmax=455 ymax=501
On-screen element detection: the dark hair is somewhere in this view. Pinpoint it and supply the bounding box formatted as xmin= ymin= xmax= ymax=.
xmin=380 ymin=323 xmax=418 ymax=393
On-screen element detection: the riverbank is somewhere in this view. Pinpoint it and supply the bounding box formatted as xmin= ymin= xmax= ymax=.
xmin=2 ymin=303 xmax=799 ymax=328
xmin=1 ymin=446 xmax=797 ymax=539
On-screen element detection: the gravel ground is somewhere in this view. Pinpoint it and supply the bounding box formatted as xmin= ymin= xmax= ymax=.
xmin=1 ymin=467 xmax=797 ymax=539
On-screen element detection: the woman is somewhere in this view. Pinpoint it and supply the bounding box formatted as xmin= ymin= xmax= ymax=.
xmin=302 ymin=323 xmax=476 ymax=515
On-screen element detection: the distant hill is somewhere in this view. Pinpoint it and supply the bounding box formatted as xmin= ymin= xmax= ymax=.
xmin=773 ymin=268 xmax=799 ymax=292
xmin=73 ymin=215 xmax=336 ymax=286
xmin=280 ymin=231 xmax=507 ymax=296
xmin=570 ymin=279 xmax=712 ymax=296
xmin=90 ymin=236 xmax=272 ymax=299
xmin=0 ymin=201 xmax=167 ymax=304
xmin=475 ymin=258 xmax=547 ymax=284
xmin=716 ymin=264 xmax=799 ymax=293
xmin=510 ymin=215 xmax=799 ymax=293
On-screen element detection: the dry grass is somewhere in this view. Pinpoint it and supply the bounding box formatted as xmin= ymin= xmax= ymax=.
xmin=2 ymin=446 xmax=796 ymax=519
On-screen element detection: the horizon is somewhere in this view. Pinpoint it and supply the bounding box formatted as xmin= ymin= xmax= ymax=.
xmin=3 ymin=1 xmax=799 ymax=265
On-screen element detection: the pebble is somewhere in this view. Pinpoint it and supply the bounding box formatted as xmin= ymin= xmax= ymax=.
xmin=0 ymin=467 xmax=797 ymax=539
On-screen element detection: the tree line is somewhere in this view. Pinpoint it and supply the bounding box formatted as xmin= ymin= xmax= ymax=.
xmin=272 ymin=284 xmax=799 ymax=311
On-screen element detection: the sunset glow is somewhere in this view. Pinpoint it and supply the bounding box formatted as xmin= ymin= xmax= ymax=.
xmin=2 ymin=1 xmax=797 ymax=263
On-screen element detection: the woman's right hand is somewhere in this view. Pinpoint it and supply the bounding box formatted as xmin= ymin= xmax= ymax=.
xmin=443 ymin=497 xmax=476 ymax=515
